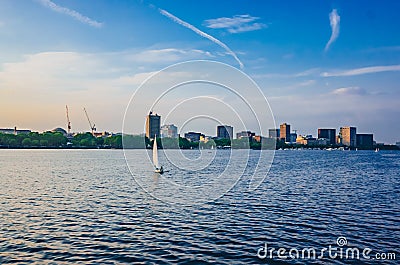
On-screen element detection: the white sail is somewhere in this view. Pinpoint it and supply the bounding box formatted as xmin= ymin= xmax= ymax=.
xmin=153 ymin=137 xmax=159 ymax=169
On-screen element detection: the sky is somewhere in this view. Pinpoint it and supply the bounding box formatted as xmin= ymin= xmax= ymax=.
xmin=0 ymin=0 xmax=399 ymax=143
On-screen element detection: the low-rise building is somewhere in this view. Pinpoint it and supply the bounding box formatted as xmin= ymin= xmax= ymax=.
xmin=200 ymin=135 xmax=212 ymax=143
xmin=317 ymin=138 xmax=329 ymax=146
xmin=296 ymin=135 xmax=317 ymax=145
xmin=253 ymin=135 xmax=262 ymax=143
xmin=184 ymin=132 xmax=204 ymax=142
xmin=0 ymin=127 xmax=31 ymax=135
xmin=290 ymin=133 xmax=297 ymax=144
xmin=268 ymin=128 xmax=280 ymax=139
xmin=236 ymin=131 xmax=255 ymax=141
xmin=161 ymin=124 xmax=178 ymax=138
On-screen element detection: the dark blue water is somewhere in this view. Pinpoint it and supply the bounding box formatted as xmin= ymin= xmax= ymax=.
xmin=0 ymin=150 xmax=398 ymax=264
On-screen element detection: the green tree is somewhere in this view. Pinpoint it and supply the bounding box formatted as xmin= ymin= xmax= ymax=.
xmin=179 ymin=137 xmax=195 ymax=149
xmin=31 ymin=139 xmax=40 ymax=146
xmin=22 ymin=138 xmax=32 ymax=147
xmin=232 ymin=138 xmax=250 ymax=149
xmin=40 ymin=139 xmax=48 ymax=146
xmin=123 ymin=135 xmax=146 ymax=149
xmin=214 ymin=138 xmax=231 ymax=147
xmin=160 ymin=137 xmax=180 ymax=149
xmin=9 ymin=139 xmax=18 ymax=147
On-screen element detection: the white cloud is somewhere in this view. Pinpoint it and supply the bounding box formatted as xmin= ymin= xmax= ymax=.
xmin=0 ymin=51 xmax=121 ymax=131
xmin=204 ymin=14 xmax=267 ymax=33
xmin=158 ymin=8 xmax=244 ymax=69
xmin=331 ymin=86 xmax=367 ymax=96
xmin=321 ymin=65 xmax=400 ymax=77
xmin=36 ymin=0 xmax=103 ymax=28
xmin=324 ymin=9 xmax=340 ymax=52
xmin=0 ymin=52 xmax=101 ymax=91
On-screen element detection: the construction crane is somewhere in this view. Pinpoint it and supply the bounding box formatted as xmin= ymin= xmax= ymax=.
xmin=66 ymin=105 xmax=71 ymax=134
xmin=83 ymin=107 xmax=96 ymax=135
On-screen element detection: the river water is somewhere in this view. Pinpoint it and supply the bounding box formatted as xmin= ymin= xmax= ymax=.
xmin=0 ymin=149 xmax=398 ymax=264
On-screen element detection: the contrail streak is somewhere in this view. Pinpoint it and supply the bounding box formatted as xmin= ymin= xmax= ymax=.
xmin=37 ymin=0 xmax=103 ymax=28
xmin=158 ymin=8 xmax=244 ymax=69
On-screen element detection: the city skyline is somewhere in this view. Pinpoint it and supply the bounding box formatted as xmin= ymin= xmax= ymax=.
xmin=0 ymin=1 xmax=399 ymax=143
xmin=0 ymin=111 xmax=386 ymax=145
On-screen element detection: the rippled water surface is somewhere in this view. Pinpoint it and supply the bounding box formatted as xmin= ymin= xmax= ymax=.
xmin=0 ymin=149 xmax=399 ymax=264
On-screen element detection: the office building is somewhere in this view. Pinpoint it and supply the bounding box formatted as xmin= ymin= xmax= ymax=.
xmin=318 ymin=129 xmax=336 ymax=145
xmin=268 ymin=128 xmax=280 ymax=139
xmin=253 ymin=135 xmax=262 ymax=143
xmin=217 ymin=125 xmax=233 ymax=139
xmin=280 ymin=123 xmax=291 ymax=142
xmin=317 ymin=138 xmax=329 ymax=146
xmin=296 ymin=135 xmax=316 ymax=145
xmin=339 ymin=127 xmax=357 ymax=147
xmin=290 ymin=133 xmax=297 ymax=144
xmin=356 ymin=134 xmax=373 ymax=149
xmin=145 ymin=112 xmax=161 ymax=139
xmin=160 ymin=124 xmax=178 ymax=138
xmin=184 ymin=132 xmax=204 ymax=142
xmin=200 ymin=135 xmax=212 ymax=143
xmin=236 ymin=131 xmax=255 ymax=140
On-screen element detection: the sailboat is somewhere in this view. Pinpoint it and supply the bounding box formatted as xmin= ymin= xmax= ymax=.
xmin=153 ymin=136 xmax=163 ymax=174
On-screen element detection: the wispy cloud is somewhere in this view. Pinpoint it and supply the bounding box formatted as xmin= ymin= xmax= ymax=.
xmin=294 ymin=68 xmax=320 ymax=77
xmin=324 ymin=9 xmax=340 ymax=52
xmin=363 ymin=46 xmax=400 ymax=53
xmin=297 ymin=79 xmax=316 ymax=87
xmin=321 ymin=65 xmax=400 ymax=77
xmin=251 ymin=68 xmax=319 ymax=79
xmin=129 ymin=48 xmax=214 ymax=63
xmin=204 ymin=15 xmax=266 ymax=33
xmin=158 ymin=8 xmax=244 ymax=69
xmin=37 ymin=0 xmax=103 ymax=28
xmin=331 ymin=86 xmax=367 ymax=96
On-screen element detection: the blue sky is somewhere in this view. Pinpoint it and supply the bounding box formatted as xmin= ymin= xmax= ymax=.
xmin=0 ymin=0 xmax=399 ymax=143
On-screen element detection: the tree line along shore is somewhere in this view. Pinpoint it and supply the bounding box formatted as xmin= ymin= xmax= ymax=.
xmin=0 ymin=132 xmax=398 ymax=150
